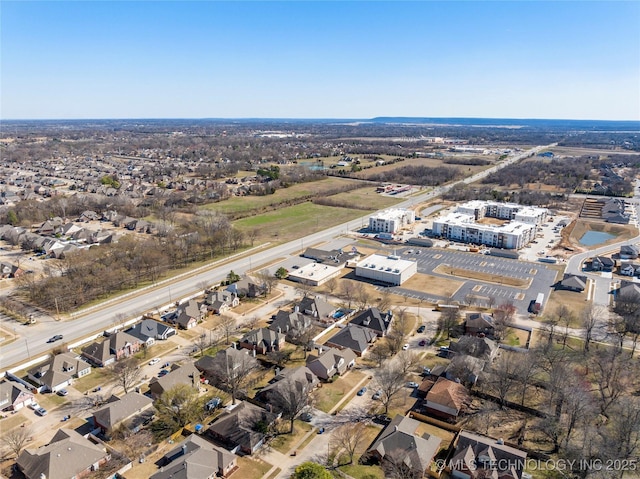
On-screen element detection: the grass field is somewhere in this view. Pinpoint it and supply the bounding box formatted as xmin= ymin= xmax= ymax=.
xmin=401 ymin=273 xmax=466 ymax=298
xmin=233 ymin=202 xmax=368 ymax=245
xmin=269 ymin=420 xmax=313 ymax=454
xmin=546 ymin=289 xmax=590 ymax=326
xmin=201 ymin=177 xmax=362 ymax=216
xmin=314 ymin=370 xmax=366 ymax=413
xmin=324 ymin=186 xmax=403 ymax=210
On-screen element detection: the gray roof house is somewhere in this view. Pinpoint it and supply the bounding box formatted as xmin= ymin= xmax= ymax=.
xmin=0 ymin=380 xmax=35 ymax=411
xmin=149 ymin=363 xmax=201 ymax=398
xmin=449 ymin=430 xmax=527 ymax=479
xmin=349 ymin=307 xmax=392 ymax=337
xmin=620 ymin=263 xmax=640 ymax=277
xmin=449 ymin=336 xmax=499 ymax=362
xmin=296 ymin=296 xmax=337 ymax=322
xmin=151 ymin=434 xmax=237 ymax=479
xmin=205 ymin=290 xmax=240 ymax=314
xmin=255 ymin=366 xmax=319 ymax=407
xmin=464 ymin=312 xmax=495 ymax=337
xmin=207 ymin=401 xmax=279 ymax=455
xmin=620 ymin=244 xmax=639 ymax=259
xmin=172 ymin=299 xmax=206 ymax=329
xmin=28 ymin=353 xmax=91 ymax=393
xmin=225 ymin=277 xmax=265 ymax=298
xmin=268 ymin=310 xmax=312 ymax=338
xmin=16 ymin=429 xmax=110 ymax=479
xmin=126 ymin=319 xmax=176 ymax=346
xmin=325 ymin=324 xmax=377 ymax=356
xmin=558 ymin=274 xmax=588 ymax=292
xmin=306 ymin=347 xmax=357 ymax=381
xmin=366 ymin=414 xmax=442 ymax=475
xmin=82 ymin=331 xmax=141 ymax=367
xmin=239 ymin=328 xmax=285 ymax=354
xmin=93 ymin=392 xmax=154 ymax=435
xmin=617 ymin=281 xmax=640 ymax=299
xmin=592 ymin=256 xmax=615 ymax=272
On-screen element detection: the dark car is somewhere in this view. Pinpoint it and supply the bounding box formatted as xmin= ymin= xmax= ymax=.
xmin=417 ymin=325 xmax=425 ymax=333
xmin=357 ymin=387 xmax=367 ymax=396
xmin=47 ymin=335 xmax=63 ymax=343
xmin=419 ymin=339 xmax=427 ymax=346
xmin=158 ymin=369 xmax=169 ymax=377
xmin=300 ymin=412 xmax=313 ymax=422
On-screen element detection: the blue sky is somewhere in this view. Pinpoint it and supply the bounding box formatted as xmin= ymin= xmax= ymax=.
xmin=2 ymin=1 xmax=639 ymax=120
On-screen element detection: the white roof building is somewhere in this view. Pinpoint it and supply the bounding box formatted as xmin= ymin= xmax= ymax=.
xmin=355 ymin=254 xmax=417 ymax=285
xmin=287 ymin=262 xmax=342 ymax=286
xmin=368 ymin=208 xmax=415 ymax=234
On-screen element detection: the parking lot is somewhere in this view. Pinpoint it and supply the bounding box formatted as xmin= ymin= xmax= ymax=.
xmin=385 ymin=247 xmax=558 ymax=315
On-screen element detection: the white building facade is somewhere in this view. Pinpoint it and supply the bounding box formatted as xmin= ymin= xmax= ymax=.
xmin=355 ymin=254 xmax=417 ymax=285
xmin=368 ymin=208 xmax=416 ymax=234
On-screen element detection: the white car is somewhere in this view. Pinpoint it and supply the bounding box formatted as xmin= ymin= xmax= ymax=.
xmin=29 ymin=402 xmax=41 ymax=411
xmin=402 ymin=344 xmax=410 ymax=350
xmin=149 ymin=358 xmax=160 ymax=366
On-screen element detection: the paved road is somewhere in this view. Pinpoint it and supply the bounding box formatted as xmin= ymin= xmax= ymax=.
xmin=0 ymin=144 xmax=553 ymax=370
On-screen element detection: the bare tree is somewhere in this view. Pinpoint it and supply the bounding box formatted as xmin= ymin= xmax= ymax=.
xmin=207 ymin=350 xmax=259 ymax=404
xmin=247 ymin=228 xmax=259 ymax=247
xmin=154 ymin=384 xmax=203 ymax=429
xmin=555 ymin=304 xmax=575 ymax=349
xmin=382 ymin=449 xmax=422 ymax=479
xmin=559 ymin=375 xmax=596 ymax=449
xmin=611 ymin=290 xmax=640 ymax=357
xmin=242 ymin=315 xmax=260 ymax=331
xmin=387 ymin=308 xmax=410 ymax=354
xmin=439 ymin=307 xmax=460 ymax=339
xmin=325 ymin=277 xmax=338 ymax=296
xmin=194 ymin=331 xmax=210 ymax=357
xmin=354 ymin=282 xmax=370 ymax=310
xmin=376 ymin=288 xmax=392 ymax=313
xmin=581 ymin=304 xmax=601 ymax=353
xmin=372 ymin=359 xmax=408 ymax=415
xmin=395 ymin=350 xmax=422 ymax=377
xmin=112 ymin=358 xmax=142 ymax=394
xmin=493 ymin=301 xmax=516 ymax=341
xmin=487 ymin=352 xmax=519 ymax=408
xmin=269 ymin=378 xmax=312 ymax=433
xmin=331 ymin=422 xmax=368 ymax=465
xmin=255 ymin=269 xmax=277 ymax=295
xmin=369 ymin=342 xmax=391 ymax=368
xmin=1 ymin=426 xmax=31 ymax=457
xmin=215 ymin=314 xmax=236 ymax=345
xmin=341 ymin=281 xmax=356 ymax=309
xmin=589 ymin=349 xmax=632 ymax=416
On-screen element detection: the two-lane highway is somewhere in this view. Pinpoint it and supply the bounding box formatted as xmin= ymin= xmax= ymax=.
xmin=0 ymin=144 xmax=553 ymax=369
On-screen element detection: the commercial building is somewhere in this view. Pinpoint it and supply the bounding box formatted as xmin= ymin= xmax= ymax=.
xmin=355 ymin=254 xmax=417 ymax=285
xmin=368 ymin=208 xmax=415 ymax=234
xmin=432 ymin=201 xmax=548 ymax=250
xmin=287 ymin=262 xmax=342 ymax=286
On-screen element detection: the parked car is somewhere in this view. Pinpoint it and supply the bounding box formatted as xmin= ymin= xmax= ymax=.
xmin=372 ymin=390 xmax=382 ymax=400
xmin=57 ymin=389 xmax=68 ymax=396
xmin=205 ymin=397 xmax=222 ymax=411
xmin=357 ymin=387 xmax=367 ymax=396
xmin=29 ymin=402 xmax=41 ymax=411
xmin=407 ymin=382 xmax=419 ymax=388
xmin=299 ymin=412 xmax=313 ymax=422
xmin=419 ymin=339 xmax=427 ymax=346
xmin=149 ymin=358 xmax=160 ymax=366
xmin=158 ymin=369 xmax=169 ymax=377
xmin=417 ymin=325 xmax=425 ymax=333
xmin=35 ymin=407 xmax=48 ymax=416
xmin=402 ymin=344 xmax=410 ymax=350
xmin=47 ymin=335 xmax=63 ymax=343
xmin=162 ymin=362 xmax=170 ymax=368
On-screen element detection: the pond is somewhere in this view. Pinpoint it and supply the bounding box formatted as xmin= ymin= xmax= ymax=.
xmin=579 ymin=230 xmax=616 ymax=246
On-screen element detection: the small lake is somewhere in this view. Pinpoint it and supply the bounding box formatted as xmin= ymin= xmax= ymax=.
xmin=579 ymin=230 xmax=616 ymax=246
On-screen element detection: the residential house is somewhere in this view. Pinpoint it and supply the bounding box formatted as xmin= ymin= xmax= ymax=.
xmin=207 ymin=401 xmax=279 ymax=455
xmin=0 ymin=262 xmax=24 ymax=279
xmin=16 ymin=429 xmax=110 ymax=479
xmin=365 ymin=414 xmax=442 ymax=476
xmin=306 ymin=347 xmax=356 ymax=381
xmin=239 ymin=328 xmax=285 ymax=354
xmin=82 ymin=331 xmax=141 ymax=367
xmin=464 ymin=312 xmax=495 ymax=337
xmin=591 ymin=256 xmax=615 ymax=272
xmin=195 ymin=348 xmax=256 ymax=380
xmin=126 ymin=319 xmax=176 ymax=346
xmin=445 ymin=355 xmax=487 ymax=386
xmin=28 ymin=353 xmax=91 ymax=393
xmin=172 ymin=299 xmax=206 ymax=329
xmin=349 ymin=307 xmax=392 ymax=337
xmin=0 ymin=380 xmax=35 ymax=411
xmin=325 ymin=324 xmax=377 ymax=356
xmin=619 ymin=264 xmax=640 ymax=277
xmin=93 ymin=392 xmax=154 ymax=436
xmin=268 ymin=309 xmax=312 ymax=339
xmin=558 ymin=274 xmax=587 ymax=292
xmin=620 ymin=244 xmax=639 ymax=260
xmin=255 ymin=366 xmax=319 ymax=408
xmin=225 ymin=277 xmax=265 ymax=298
xmin=151 ymin=434 xmax=237 ymax=479
xmin=449 ymin=336 xmax=499 ymax=362
xmin=296 ymin=296 xmax=337 ymax=323
xmin=423 ymin=377 xmax=471 ymax=420
xmin=205 ymin=290 xmax=240 ymax=314
xmin=449 ymin=430 xmax=527 ymax=479
xmin=617 ymin=281 xmax=640 ymax=299
xmin=149 ymin=363 xmax=201 ymax=398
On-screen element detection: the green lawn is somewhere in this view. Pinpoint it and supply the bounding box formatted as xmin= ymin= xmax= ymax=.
xmin=325 ymin=186 xmax=403 ymax=211
xmin=314 ymin=370 xmax=366 ymax=413
xmin=338 ymin=464 xmax=385 ymax=479
xmin=233 ymin=203 xmax=368 ymax=245
xmin=269 ymin=420 xmax=313 ymax=454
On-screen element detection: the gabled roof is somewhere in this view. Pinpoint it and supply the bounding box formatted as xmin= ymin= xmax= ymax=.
xmin=350 ymin=307 xmax=392 ymax=336
xmin=593 ymin=256 xmax=615 ymax=267
xmin=258 ymin=366 xmax=318 ymax=398
xmin=109 ymin=331 xmax=140 ymax=351
xmin=449 ymin=336 xmax=498 ymax=361
xmin=29 ymin=353 xmax=91 ymax=388
xmin=126 ymin=319 xmax=175 ymax=341
xmin=17 ymin=429 xmax=108 ymax=479
xmin=308 ymin=347 xmax=357 ymax=373
xmin=149 ymin=363 xmax=200 ymax=396
xmin=82 ymin=340 xmax=114 ymax=364
xmin=297 ymin=296 xmax=336 ymax=319
xmin=0 ymin=380 xmax=33 ymax=406
xmin=560 ymin=274 xmax=587 ymax=291
xmin=465 ymin=312 xmax=494 ymax=330
xmin=195 ymin=348 xmax=256 ymax=375
xmin=367 ymin=414 xmax=441 ymax=473
xmin=269 ymin=310 xmax=311 ymax=334
xmin=93 ymin=392 xmax=154 ymax=430
xmin=451 ymin=430 xmax=527 ymax=479
xmin=618 ymin=281 xmax=640 ymax=298
xmin=151 ymin=434 xmax=235 ymax=479
xmin=621 ymin=244 xmax=639 ymax=256
xmin=207 ymin=401 xmax=278 ymax=451
xmin=326 ymin=324 xmax=377 ymax=354
xmin=240 ymin=328 xmax=282 ymax=348
xmin=425 ymin=377 xmax=471 ymax=413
